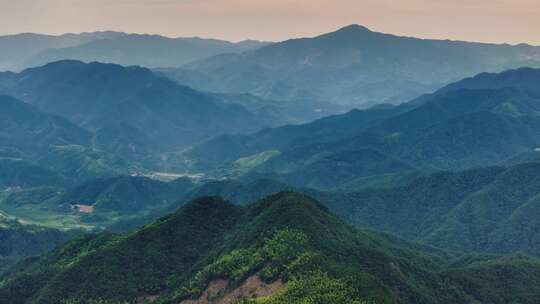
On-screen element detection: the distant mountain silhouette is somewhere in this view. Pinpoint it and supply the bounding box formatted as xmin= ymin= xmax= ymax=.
xmin=163 ymin=24 xmax=540 ymax=108
xmin=0 ymin=32 xmax=268 ymax=71
xmin=0 ymin=32 xmax=125 ymax=71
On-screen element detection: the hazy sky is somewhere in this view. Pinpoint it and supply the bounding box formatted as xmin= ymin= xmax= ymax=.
xmin=1 ymin=0 xmax=539 ymax=45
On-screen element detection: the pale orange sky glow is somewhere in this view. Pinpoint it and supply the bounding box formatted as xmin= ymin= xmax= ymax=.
xmin=1 ymin=0 xmax=539 ymax=45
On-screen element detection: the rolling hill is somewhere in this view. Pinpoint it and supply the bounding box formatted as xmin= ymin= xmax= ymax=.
xmin=2 ymin=192 xmax=540 ymax=304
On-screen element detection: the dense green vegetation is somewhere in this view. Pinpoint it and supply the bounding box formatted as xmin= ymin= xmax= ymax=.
xmin=182 ymin=68 xmax=540 ymax=190
xmin=0 ymin=213 xmax=77 ymax=273
xmin=3 ymin=192 xmax=540 ymax=303
xmin=6 ymin=159 xmax=540 ymax=260
xmin=301 ymin=162 xmax=540 ymax=256
xmin=0 ymin=176 xmax=196 ymax=231
xmin=0 ymin=60 xmax=283 ymax=155
xmin=182 ymin=104 xmax=411 ymax=172
xmin=0 ymin=95 xmax=132 ymax=184
xmin=0 ymin=158 xmax=64 ymax=188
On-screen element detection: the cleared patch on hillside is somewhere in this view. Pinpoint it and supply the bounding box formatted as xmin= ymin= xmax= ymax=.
xmin=180 ymin=275 xmax=283 ymax=304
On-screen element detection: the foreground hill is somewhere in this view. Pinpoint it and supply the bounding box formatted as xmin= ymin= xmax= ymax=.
xmin=163 ymin=24 xmax=540 ymax=107
xmin=98 ymin=163 xmax=540 ymax=257
xmin=7 ymin=157 xmax=540 ymax=259
xmin=0 ymin=31 xmax=267 ymax=71
xmin=2 ymin=192 xmax=540 ymax=304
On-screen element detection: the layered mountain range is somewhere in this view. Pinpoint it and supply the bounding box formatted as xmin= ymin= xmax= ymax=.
xmin=183 ymin=67 xmax=540 ymax=189
xmin=162 ymin=24 xmax=540 ymax=107
xmin=2 ymin=25 xmax=540 ymax=304
xmin=0 ymin=31 xmax=268 ymax=71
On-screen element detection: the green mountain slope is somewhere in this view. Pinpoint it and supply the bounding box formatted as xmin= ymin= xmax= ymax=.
xmin=0 ymin=213 xmax=77 ymax=273
xmin=0 ymin=32 xmax=125 ymax=72
xmin=182 ymin=103 xmax=410 ymax=172
xmin=0 ymin=95 xmax=128 ymax=184
xmin=0 ymin=95 xmax=92 ymax=157
xmin=3 ymin=192 xmax=540 ymax=304
xmin=102 ymin=161 xmax=540 ymax=257
xmin=295 ymin=161 xmax=540 ymax=256
xmin=0 ymin=158 xmax=64 ymax=189
xmin=182 ymin=68 xmax=540 ymax=189
xmin=0 ymin=60 xmax=269 ymax=153
xmin=0 ymin=176 xmax=196 ymax=232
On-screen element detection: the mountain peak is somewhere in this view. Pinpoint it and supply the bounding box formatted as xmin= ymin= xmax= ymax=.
xmin=335 ymin=24 xmax=372 ymax=33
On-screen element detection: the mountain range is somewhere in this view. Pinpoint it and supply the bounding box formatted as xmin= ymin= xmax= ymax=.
xmin=161 ymin=24 xmax=540 ymax=108
xmin=3 ymin=24 xmax=540 ymax=304
xmin=182 ymin=67 xmax=540 ymax=189
xmin=0 ymin=31 xmax=268 ymax=72
xmin=0 ymin=60 xmax=295 ymax=183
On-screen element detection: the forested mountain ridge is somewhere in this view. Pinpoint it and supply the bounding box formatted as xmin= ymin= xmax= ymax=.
xmin=180 ymin=67 xmax=540 ymax=189
xmin=0 ymin=60 xmax=267 ymax=151
xmin=3 ymin=192 xmax=540 ymax=304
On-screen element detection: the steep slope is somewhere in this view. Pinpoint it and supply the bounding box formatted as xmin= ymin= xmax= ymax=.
xmin=3 ymin=192 xmax=540 ymax=303
xmin=102 ymin=162 xmax=540 ymax=257
xmin=0 ymin=213 xmax=77 ymax=273
xmin=182 ymin=68 xmax=540 ymax=189
xmin=0 ymin=158 xmax=65 ymax=189
xmin=164 ymin=24 xmax=540 ymax=107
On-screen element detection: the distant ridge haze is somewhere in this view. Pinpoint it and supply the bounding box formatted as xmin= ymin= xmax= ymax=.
xmin=1 ymin=0 xmax=539 ymax=45
xmin=0 ymin=31 xmax=269 ymax=71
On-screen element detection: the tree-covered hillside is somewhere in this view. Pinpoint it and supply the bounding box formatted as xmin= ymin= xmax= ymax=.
xmin=181 ymin=68 xmax=540 ymax=189
xmin=3 ymin=192 xmax=540 ymax=304
xmin=0 ymin=213 xmax=77 ymax=273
